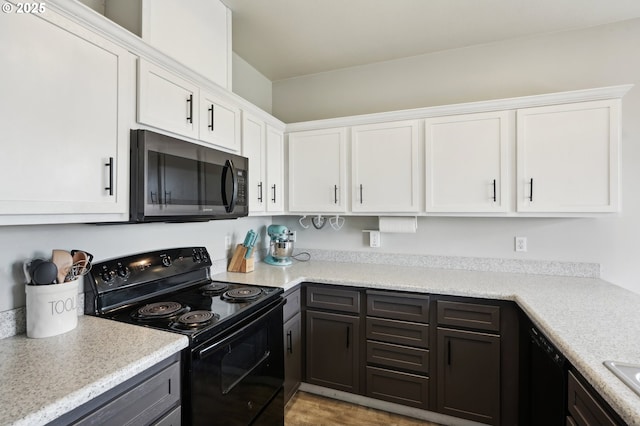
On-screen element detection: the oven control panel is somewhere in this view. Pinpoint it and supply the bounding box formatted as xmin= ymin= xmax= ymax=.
xmin=88 ymin=247 xmax=212 ymax=294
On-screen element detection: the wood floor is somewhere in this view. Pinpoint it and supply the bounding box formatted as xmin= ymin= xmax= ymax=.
xmin=285 ymin=391 xmax=440 ymax=426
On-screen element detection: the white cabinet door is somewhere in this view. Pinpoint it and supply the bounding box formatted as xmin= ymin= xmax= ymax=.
xmin=242 ymin=113 xmax=266 ymax=213
xmin=141 ymin=0 xmax=231 ymax=88
xmin=351 ymin=120 xmax=420 ymax=213
xmin=516 ymin=100 xmax=620 ymax=213
xmin=288 ymin=128 xmax=348 ymax=213
xmin=199 ymin=91 xmax=241 ymax=152
xmin=425 ymin=112 xmax=511 ymax=213
xmin=0 ymin=8 xmax=132 ymax=221
xmin=266 ymin=126 xmax=285 ymax=213
xmin=138 ymin=58 xmax=199 ymax=139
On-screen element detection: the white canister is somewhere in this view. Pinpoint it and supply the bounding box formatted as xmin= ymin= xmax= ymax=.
xmin=25 ymin=279 xmax=79 ymax=338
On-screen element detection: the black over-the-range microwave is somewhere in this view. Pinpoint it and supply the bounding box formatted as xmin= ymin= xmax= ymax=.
xmin=129 ymin=129 xmax=248 ymax=222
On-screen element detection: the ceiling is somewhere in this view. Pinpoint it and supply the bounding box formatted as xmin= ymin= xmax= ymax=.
xmin=222 ymin=0 xmax=640 ymax=81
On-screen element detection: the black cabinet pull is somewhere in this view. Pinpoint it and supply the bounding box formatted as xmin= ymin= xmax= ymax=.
xmin=447 ymin=340 xmax=451 ymax=366
xmin=286 ymin=330 xmax=293 ymax=354
xmin=186 ymin=94 xmax=193 ymax=123
xmin=334 ymin=185 xmax=338 ymax=204
xmin=529 ymin=178 xmax=534 ymax=202
xmin=359 ymin=184 xmax=363 ymax=204
xmin=346 ymin=326 xmax=350 ymax=348
xmin=257 ymin=182 xmax=263 ymax=203
xmin=208 ymin=104 xmax=214 ymax=130
xmin=492 ymin=179 xmax=497 ymax=202
xmin=271 ymin=184 xmax=277 ymax=203
xmin=104 ymin=157 xmax=113 ymax=196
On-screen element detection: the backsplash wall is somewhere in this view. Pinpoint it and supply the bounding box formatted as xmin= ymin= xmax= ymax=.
xmin=0 ymin=216 xmax=271 ymax=312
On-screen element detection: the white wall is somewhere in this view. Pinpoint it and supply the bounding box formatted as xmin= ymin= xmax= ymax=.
xmin=273 ymin=18 xmax=640 ymax=294
xmin=232 ymin=52 xmax=273 ymax=113
xmin=0 ymin=217 xmax=271 ymax=312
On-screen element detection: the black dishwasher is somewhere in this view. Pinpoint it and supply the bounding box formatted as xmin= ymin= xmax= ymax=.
xmin=521 ymin=321 xmax=567 ymax=425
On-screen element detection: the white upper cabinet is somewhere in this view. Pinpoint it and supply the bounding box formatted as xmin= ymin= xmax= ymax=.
xmin=516 ymin=100 xmax=620 ymax=213
xmin=199 ymin=91 xmax=241 ymax=152
xmin=138 ymin=58 xmax=199 ymax=139
xmin=242 ymin=113 xmax=267 ymax=213
xmin=0 ymin=7 xmax=133 ymax=224
xmin=351 ymin=120 xmax=420 ymax=213
xmin=266 ymin=126 xmax=285 ymax=213
xmin=106 ymin=0 xmax=231 ymax=89
xmin=425 ymin=112 xmax=511 ymax=213
xmin=288 ymin=128 xmax=348 ymax=213
xmin=242 ymin=113 xmax=285 ymax=214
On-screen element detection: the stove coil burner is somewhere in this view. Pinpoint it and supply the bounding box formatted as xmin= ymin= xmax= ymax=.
xmin=200 ymin=282 xmax=229 ymax=296
xmin=133 ymin=301 xmax=186 ymax=320
xmin=223 ymin=287 xmax=263 ymax=302
xmin=175 ymin=310 xmax=218 ymax=329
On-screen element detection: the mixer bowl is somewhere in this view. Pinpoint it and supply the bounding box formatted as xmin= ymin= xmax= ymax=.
xmin=271 ymin=241 xmax=294 ymax=259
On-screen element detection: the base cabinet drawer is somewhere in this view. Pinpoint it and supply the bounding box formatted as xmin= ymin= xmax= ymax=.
xmin=367 ymin=341 xmax=429 ymax=374
xmin=367 ymin=290 xmax=429 ymax=323
xmin=366 ymin=317 xmax=429 ymax=348
xmin=306 ymin=285 xmax=361 ymax=313
xmin=366 ymin=366 xmax=429 ymax=409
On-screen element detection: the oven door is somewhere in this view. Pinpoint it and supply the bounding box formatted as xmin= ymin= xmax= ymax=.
xmin=190 ymin=299 xmax=284 ymax=426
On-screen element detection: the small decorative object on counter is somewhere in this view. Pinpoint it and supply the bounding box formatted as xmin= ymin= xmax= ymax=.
xmin=228 ymin=230 xmax=256 ymax=273
xmin=23 ymin=250 xmax=93 ymax=338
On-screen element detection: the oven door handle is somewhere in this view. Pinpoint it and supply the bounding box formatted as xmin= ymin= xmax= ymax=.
xmin=222 ymin=350 xmax=271 ymax=395
xmin=196 ymin=298 xmax=285 ymax=360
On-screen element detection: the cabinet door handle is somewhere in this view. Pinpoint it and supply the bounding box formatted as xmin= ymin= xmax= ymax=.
xmin=447 ymin=340 xmax=451 ymax=366
xmin=271 ymin=184 xmax=277 ymax=203
xmin=208 ymin=104 xmax=214 ymax=130
xmin=186 ymin=94 xmax=193 ymax=123
xmin=334 ymin=185 xmax=338 ymax=204
xmin=346 ymin=326 xmax=350 ymax=348
xmin=257 ymin=182 xmax=263 ymax=203
xmin=104 ymin=157 xmax=114 ymax=196
xmin=286 ymin=330 xmax=293 ymax=354
xmin=529 ymin=178 xmax=534 ymax=202
xmin=492 ymin=179 xmax=497 ymax=203
xmin=359 ymin=184 xmax=363 ymax=204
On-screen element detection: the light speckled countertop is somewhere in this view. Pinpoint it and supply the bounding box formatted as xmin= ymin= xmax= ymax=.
xmin=0 ymin=315 xmax=188 ymax=426
xmin=217 ymin=260 xmax=640 ymax=425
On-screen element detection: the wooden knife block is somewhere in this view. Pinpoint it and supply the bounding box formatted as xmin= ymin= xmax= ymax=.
xmin=227 ymin=244 xmax=254 ymax=273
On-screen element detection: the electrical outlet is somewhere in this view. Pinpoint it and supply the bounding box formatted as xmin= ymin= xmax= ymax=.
xmin=224 ymin=235 xmax=231 ymax=250
xmin=370 ymin=231 xmax=381 ymax=248
xmin=515 ymin=236 xmax=527 ymax=252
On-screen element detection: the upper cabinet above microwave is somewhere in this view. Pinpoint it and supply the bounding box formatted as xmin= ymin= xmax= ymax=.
xmin=137 ymin=59 xmax=241 ymax=153
xmin=104 ymin=0 xmax=232 ymax=90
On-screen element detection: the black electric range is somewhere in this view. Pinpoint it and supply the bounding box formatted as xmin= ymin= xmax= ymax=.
xmin=84 ymin=247 xmax=285 ymax=426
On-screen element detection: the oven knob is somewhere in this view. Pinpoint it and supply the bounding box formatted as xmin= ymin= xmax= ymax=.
xmin=193 ymin=252 xmax=202 ymax=262
xmin=100 ymin=267 xmax=115 ymax=283
xmin=116 ymin=265 xmax=130 ymax=278
xmin=161 ymin=256 xmax=172 ymax=267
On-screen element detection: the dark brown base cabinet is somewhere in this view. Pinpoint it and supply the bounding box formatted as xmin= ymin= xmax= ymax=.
xmin=283 ymin=288 xmax=303 ymax=404
xmin=436 ymin=327 xmax=500 ymax=423
xmin=365 ymin=290 xmax=431 ymax=409
xmin=435 ymin=299 xmax=519 ymax=426
xmin=305 ymin=285 xmax=362 ymax=394
xmin=567 ymin=369 xmax=625 ymax=426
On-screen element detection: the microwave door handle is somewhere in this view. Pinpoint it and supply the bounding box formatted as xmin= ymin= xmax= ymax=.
xmin=222 ymin=159 xmax=238 ymax=213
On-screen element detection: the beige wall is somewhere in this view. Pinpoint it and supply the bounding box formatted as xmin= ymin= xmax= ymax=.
xmin=232 ymin=53 xmax=273 ymax=113
xmin=273 ymin=19 xmax=640 ymax=294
